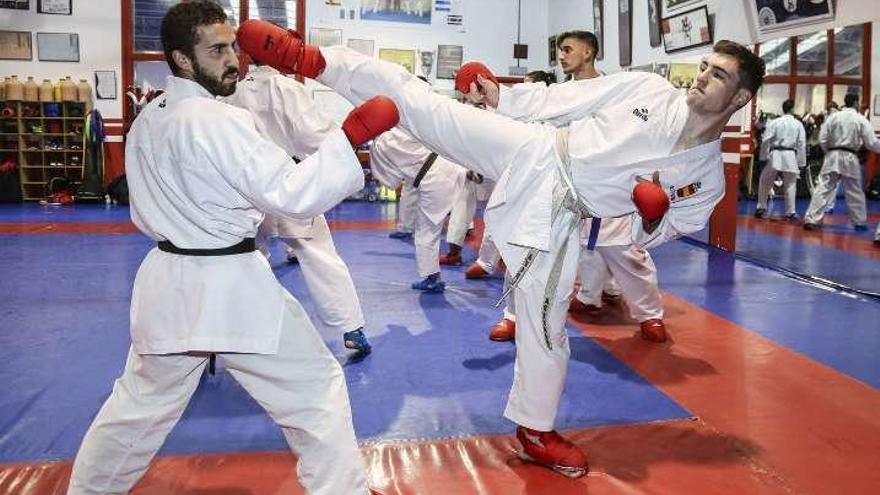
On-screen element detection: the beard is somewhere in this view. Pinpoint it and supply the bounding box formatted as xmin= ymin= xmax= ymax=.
xmin=192 ymin=60 xmax=238 ymax=97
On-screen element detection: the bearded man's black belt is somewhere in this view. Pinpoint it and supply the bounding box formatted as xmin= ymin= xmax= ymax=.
xmin=157 ymin=237 xmax=256 ymax=256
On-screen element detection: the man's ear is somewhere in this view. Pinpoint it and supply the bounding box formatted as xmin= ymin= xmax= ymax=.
xmin=172 ymin=49 xmax=193 ymax=75
xmin=733 ymin=88 xmax=752 ymax=109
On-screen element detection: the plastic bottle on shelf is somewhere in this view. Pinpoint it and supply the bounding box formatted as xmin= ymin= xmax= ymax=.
xmin=60 ymin=76 xmax=76 ymax=102
xmin=0 ymin=77 xmax=6 ymax=101
xmin=77 ymin=79 xmax=93 ymax=112
xmin=5 ymin=76 xmax=23 ymax=101
xmin=23 ymin=77 xmax=39 ymax=102
xmin=39 ymin=79 xmax=54 ymax=102
xmin=53 ymin=79 xmax=62 ymax=101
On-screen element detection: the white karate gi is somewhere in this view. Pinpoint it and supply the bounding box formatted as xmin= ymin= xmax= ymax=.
xmin=805 ymin=107 xmax=880 ymax=226
xmin=316 ymin=46 xmax=724 ymax=430
xmin=370 ymin=126 xmax=467 ymax=277
xmin=757 ymin=113 xmax=806 ymax=216
xmin=67 ymin=76 xmax=368 ymax=495
xmin=224 ymin=66 xmax=365 ymax=334
xmin=396 ymin=180 xmax=418 ymax=233
xmin=446 ymin=174 xmax=494 ymax=246
xmin=575 ymin=217 xmax=663 ymax=322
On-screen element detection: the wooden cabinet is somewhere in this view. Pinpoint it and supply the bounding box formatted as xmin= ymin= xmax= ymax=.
xmin=0 ymin=101 xmax=87 ymax=201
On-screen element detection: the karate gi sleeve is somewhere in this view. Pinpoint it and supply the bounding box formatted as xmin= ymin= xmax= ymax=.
xmin=858 ymin=116 xmax=880 ymax=153
xmin=796 ymin=122 xmax=807 ymax=168
xmin=818 ymin=117 xmax=830 ymax=152
xmin=496 ymin=73 xmax=667 ymax=126
xmin=758 ymin=120 xmax=775 ymax=161
xmin=629 ymin=194 xmax=720 ymax=249
xmin=197 ymin=108 xmax=364 ymax=219
xmin=269 ymin=76 xmax=338 ymax=158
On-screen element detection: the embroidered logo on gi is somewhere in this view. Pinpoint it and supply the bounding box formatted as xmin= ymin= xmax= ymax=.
xmin=670 ymin=181 xmax=701 ymax=201
xmin=633 ymin=107 xmax=649 ymax=122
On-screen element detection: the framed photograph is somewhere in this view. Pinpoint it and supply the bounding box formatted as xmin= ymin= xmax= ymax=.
xmin=37 ymin=0 xmax=70 ymax=15
xmin=648 ymin=0 xmax=662 ymax=47
xmin=360 ymin=0 xmax=430 ymax=24
xmin=36 ymin=32 xmax=79 ymax=62
xmin=667 ymin=62 xmax=699 ymax=89
xmin=661 ymin=6 xmax=712 ymax=54
xmin=94 ymin=70 xmax=117 ymax=100
xmin=378 ymin=48 xmax=416 ymax=74
xmin=309 ymin=27 xmax=343 ymax=47
xmin=874 ymin=94 xmax=880 ymax=117
xmin=592 ymin=0 xmax=603 ymax=61
xmin=0 ymin=30 xmax=32 ymax=60
xmin=0 ymin=0 xmax=29 ymax=10
xmin=436 ymin=44 xmax=462 ymax=80
xmin=619 ymin=0 xmax=632 ymax=67
xmin=548 ymin=34 xmax=557 ymax=66
xmin=662 ymin=0 xmax=701 ymax=16
xmin=749 ymin=0 xmax=833 ymax=35
xmin=346 ymin=38 xmax=374 ymax=57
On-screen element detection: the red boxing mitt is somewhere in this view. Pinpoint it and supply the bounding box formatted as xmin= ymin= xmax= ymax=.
xmin=342 ymin=96 xmax=400 ymax=148
xmin=236 ymin=20 xmax=325 ymax=78
xmin=454 ymin=61 xmax=499 ymax=95
xmin=632 ymin=181 xmax=670 ymax=222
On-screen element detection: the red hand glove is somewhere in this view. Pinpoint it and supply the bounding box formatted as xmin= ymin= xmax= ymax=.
xmin=342 ymin=96 xmax=400 ymax=148
xmin=454 ymin=61 xmax=499 ymax=95
xmin=632 ymin=181 xmax=669 ymax=222
xmin=236 ymin=20 xmax=325 ymax=78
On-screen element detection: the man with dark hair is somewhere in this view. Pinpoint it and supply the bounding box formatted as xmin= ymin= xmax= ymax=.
xmin=556 ymin=30 xmax=600 ymax=81
xmin=238 ymin=22 xmax=764 ymax=478
xmin=804 ymin=92 xmax=880 ymax=231
xmin=65 ymin=3 xmax=396 ymax=494
xmin=755 ymin=98 xmax=806 ymax=220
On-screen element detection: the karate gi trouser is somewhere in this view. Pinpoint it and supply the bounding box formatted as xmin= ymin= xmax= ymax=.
xmin=447 ymin=180 xmax=478 ymax=246
xmin=502 ymin=209 xmax=581 ymax=431
xmin=414 ymin=202 xmax=443 ymax=277
xmin=475 ymin=236 xmax=501 ymax=272
xmin=285 ymin=216 xmax=366 ymax=333
xmin=757 ymin=165 xmax=798 ymax=215
xmin=66 ymin=293 xmax=368 ymax=495
xmin=576 ymin=245 xmax=663 ymax=322
xmin=804 ymin=171 xmax=867 ymax=226
xmin=396 ymin=180 xmax=417 ymax=233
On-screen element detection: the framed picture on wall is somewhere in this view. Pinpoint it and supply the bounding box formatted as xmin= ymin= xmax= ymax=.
xmin=94 ymin=71 xmax=117 ymax=100
xmin=661 ymin=6 xmax=712 ymax=54
xmin=618 ymin=0 xmax=632 ymax=67
xmin=36 ymin=32 xmax=79 ymax=62
xmin=436 ymin=44 xmax=462 ymax=79
xmin=37 ymin=0 xmax=71 ymax=15
xmin=0 ymin=30 xmax=32 ymax=60
xmin=0 ymin=1 xmax=29 ymax=10
xmin=592 ymin=0 xmax=603 ymax=61
xmin=378 ymin=48 xmax=416 ymax=74
xmin=748 ymin=0 xmax=833 ymax=35
xmin=548 ymin=35 xmax=557 ymax=66
xmin=309 ymin=28 xmax=343 ymax=47
xmin=662 ymin=0 xmax=701 ymax=17
xmin=648 ymin=0 xmax=662 ymax=47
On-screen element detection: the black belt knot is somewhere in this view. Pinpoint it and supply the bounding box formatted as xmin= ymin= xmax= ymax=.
xmin=157 ymin=237 xmax=256 ymax=256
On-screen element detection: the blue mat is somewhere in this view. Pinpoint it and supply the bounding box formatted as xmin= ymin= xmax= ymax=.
xmin=0 ymin=225 xmax=688 ymax=463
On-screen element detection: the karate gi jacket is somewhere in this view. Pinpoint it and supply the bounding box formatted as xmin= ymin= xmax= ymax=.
xmin=370 ymin=126 xmax=466 ymax=225
xmin=126 ymin=76 xmax=364 ymax=354
xmin=818 ymin=107 xmax=880 ymax=179
xmin=224 ymin=66 xmax=337 ymax=238
xmin=759 ymin=113 xmax=806 ymax=173
xmin=492 ymin=72 xmax=725 ymax=250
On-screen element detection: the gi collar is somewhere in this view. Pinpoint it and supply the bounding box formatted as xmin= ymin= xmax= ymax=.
xmin=163 ymin=75 xmax=217 ymax=106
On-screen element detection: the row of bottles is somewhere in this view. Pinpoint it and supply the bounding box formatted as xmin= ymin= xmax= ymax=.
xmin=1 ymin=76 xmax=92 ymax=105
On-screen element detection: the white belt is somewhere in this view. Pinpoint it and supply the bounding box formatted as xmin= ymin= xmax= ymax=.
xmin=498 ymin=127 xmax=592 ymax=350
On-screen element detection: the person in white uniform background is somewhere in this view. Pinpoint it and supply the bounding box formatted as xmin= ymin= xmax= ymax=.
xmin=755 ymin=99 xmax=806 ymax=220
xmin=238 ymin=23 xmax=764 ymax=478
xmin=66 ymin=5 xmax=398 ymax=494
xmin=224 ymin=64 xmax=372 ymax=355
xmin=370 ymin=124 xmax=467 ymax=293
xmin=569 ymin=216 xmax=666 ymax=342
xmin=804 ymin=93 xmax=880 ymax=231
xmin=389 ymin=179 xmax=417 ymax=239
xmin=439 ymin=168 xmax=490 ymax=265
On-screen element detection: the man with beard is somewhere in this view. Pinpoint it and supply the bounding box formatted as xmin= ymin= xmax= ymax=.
xmin=65 ymin=3 xmax=396 ymax=494
xmin=237 ymin=20 xmax=763 ymax=478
